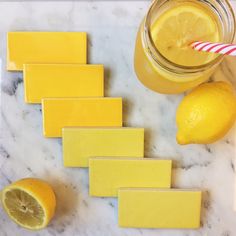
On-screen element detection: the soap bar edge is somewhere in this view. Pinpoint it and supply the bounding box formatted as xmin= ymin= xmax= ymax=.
xmin=118 ymin=188 xmax=202 ymax=229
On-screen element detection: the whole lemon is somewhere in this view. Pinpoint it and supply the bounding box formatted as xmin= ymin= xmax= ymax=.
xmin=176 ymin=81 xmax=236 ymax=145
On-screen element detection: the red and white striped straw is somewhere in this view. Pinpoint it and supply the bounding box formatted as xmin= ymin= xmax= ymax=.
xmin=191 ymin=41 xmax=236 ymax=56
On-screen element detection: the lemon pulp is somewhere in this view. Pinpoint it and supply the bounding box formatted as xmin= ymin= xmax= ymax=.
xmin=151 ymin=3 xmax=221 ymax=66
xmin=3 ymin=189 xmax=45 ymax=228
xmin=1 ymin=178 xmax=56 ymax=230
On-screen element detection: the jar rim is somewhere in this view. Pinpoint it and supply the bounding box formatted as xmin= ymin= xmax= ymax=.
xmin=144 ymin=0 xmax=236 ymax=73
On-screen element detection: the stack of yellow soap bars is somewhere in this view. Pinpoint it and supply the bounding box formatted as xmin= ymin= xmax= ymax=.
xmin=7 ymin=31 xmax=202 ymax=229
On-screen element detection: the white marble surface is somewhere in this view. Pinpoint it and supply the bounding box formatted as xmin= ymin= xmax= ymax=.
xmin=0 ymin=1 xmax=236 ymax=235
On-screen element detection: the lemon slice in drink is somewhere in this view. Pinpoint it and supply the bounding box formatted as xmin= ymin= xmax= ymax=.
xmin=151 ymin=3 xmax=221 ymax=66
xmin=1 ymin=178 xmax=56 ymax=230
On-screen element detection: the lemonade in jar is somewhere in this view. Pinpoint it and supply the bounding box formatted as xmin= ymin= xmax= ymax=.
xmin=134 ymin=0 xmax=235 ymax=94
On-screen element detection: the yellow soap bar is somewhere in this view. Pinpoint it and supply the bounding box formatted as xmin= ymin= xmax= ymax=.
xmin=89 ymin=158 xmax=172 ymax=197
xmin=63 ymin=128 xmax=144 ymax=167
xmin=118 ymin=188 xmax=202 ymax=229
xmin=7 ymin=32 xmax=87 ymax=71
xmin=24 ymin=64 xmax=104 ymax=103
xmin=42 ymin=98 xmax=122 ymax=138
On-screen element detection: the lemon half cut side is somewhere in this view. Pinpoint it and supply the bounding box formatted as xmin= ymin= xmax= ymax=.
xmin=1 ymin=178 xmax=56 ymax=230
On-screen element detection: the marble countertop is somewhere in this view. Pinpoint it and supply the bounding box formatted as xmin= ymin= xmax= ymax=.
xmin=0 ymin=1 xmax=236 ymax=236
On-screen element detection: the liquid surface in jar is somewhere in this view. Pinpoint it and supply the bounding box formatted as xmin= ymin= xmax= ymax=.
xmin=151 ymin=3 xmax=221 ymax=67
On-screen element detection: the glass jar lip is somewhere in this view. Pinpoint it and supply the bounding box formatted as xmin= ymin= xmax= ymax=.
xmin=144 ymin=0 xmax=236 ymax=73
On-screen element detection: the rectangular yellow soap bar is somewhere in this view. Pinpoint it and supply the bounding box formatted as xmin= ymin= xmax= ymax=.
xmin=42 ymin=98 xmax=122 ymax=138
xmin=7 ymin=32 xmax=87 ymax=71
xmin=118 ymin=188 xmax=202 ymax=229
xmin=24 ymin=64 xmax=104 ymax=103
xmin=89 ymin=158 xmax=172 ymax=197
xmin=63 ymin=128 xmax=144 ymax=167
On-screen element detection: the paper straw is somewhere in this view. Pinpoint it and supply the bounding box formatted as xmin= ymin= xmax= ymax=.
xmin=191 ymin=41 xmax=236 ymax=56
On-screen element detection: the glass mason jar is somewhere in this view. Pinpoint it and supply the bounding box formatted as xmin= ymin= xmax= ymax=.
xmin=134 ymin=0 xmax=235 ymax=94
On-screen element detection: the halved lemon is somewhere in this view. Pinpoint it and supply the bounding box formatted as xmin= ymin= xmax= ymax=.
xmin=151 ymin=2 xmax=221 ymax=66
xmin=1 ymin=178 xmax=56 ymax=230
